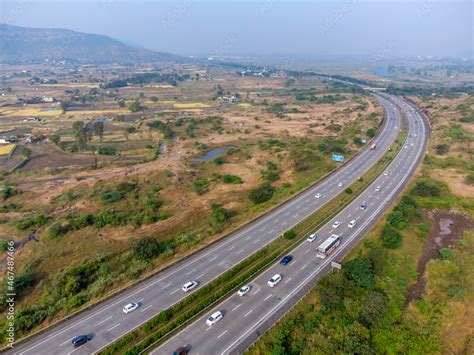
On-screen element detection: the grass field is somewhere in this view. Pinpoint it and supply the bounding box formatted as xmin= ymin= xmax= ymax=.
xmin=0 ymin=143 xmax=16 ymax=155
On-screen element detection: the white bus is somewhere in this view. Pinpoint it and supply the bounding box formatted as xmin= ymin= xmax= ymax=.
xmin=316 ymin=234 xmax=341 ymax=259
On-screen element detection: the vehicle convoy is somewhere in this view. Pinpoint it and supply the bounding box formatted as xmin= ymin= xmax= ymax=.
xmin=316 ymin=234 xmax=341 ymax=259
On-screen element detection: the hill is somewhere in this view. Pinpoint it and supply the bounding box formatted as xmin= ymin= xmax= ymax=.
xmin=0 ymin=24 xmax=184 ymax=64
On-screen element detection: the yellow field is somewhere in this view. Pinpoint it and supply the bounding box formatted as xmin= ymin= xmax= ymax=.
xmin=238 ymin=103 xmax=252 ymax=107
xmin=149 ymin=84 xmax=175 ymax=89
xmin=0 ymin=108 xmax=129 ymax=118
xmin=38 ymin=83 xmax=99 ymax=89
xmin=0 ymin=143 xmax=16 ymax=155
xmin=173 ymin=103 xmax=211 ymax=108
xmin=159 ymin=100 xmax=177 ymax=105
xmin=160 ymin=109 xmax=204 ymax=113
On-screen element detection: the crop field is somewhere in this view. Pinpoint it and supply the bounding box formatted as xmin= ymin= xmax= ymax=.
xmin=0 ymin=144 xmax=16 ymax=155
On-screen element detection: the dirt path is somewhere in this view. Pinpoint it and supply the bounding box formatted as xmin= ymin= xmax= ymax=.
xmin=405 ymin=209 xmax=473 ymax=305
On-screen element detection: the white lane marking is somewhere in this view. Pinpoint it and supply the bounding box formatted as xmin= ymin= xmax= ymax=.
xmin=347 ymin=213 xmax=351 ymax=218
xmin=236 ymin=249 xmax=244 ymax=255
xmin=137 ymin=298 xmax=144 ymax=302
xmin=186 ymin=268 xmax=196 ymax=276
xmin=196 ymin=273 xmax=206 ymax=279
xmin=285 ymin=277 xmax=292 ymax=284
xmin=228 ymin=246 xmax=235 ymax=251
xmin=264 ymin=294 xmax=272 ymax=301
xmin=232 ymin=304 xmax=241 ymax=312
xmin=96 ymin=316 xmax=113 ymax=325
xmin=58 ymin=338 xmax=73 ymax=347
xmin=140 ymin=305 xmax=153 ymax=312
xmin=218 ymin=260 xmax=226 ymax=266
xmin=253 ymin=239 xmax=260 ymax=244
xmin=209 ymin=256 xmax=217 ymax=262
xmin=217 ymin=330 xmax=228 ymax=339
xmin=260 ymin=227 xmax=266 ymax=232
xmin=304 ymin=249 xmax=310 ymax=254
xmin=243 ymin=309 xmax=254 ymax=318
xmin=161 ymin=283 xmax=172 ymax=290
xmin=254 ymin=288 xmax=261 ymax=295
xmin=301 ymin=264 xmax=308 ymax=270
xmin=107 ymin=323 xmax=120 ymax=332
xmin=244 ymin=236 xmax=251 ymax=241
xmin=170 ymin=289 xmax=180 ymax=295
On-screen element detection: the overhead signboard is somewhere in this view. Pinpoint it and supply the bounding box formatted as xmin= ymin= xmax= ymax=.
xmin=332 ymin=154 xmax=344 ymax=162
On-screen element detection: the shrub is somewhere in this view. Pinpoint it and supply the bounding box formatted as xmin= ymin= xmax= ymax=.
xmin=249 ymin=183 xmax=275 ymax=204
xmin=411 ymin=180 xmax=441 ymax=197
xmin=222 ymin=174 xmax=243 ymax=184
xmin=16 ymin=215 xmax=51 ymax=231
xmin=366 ymin=128 xmax=376 ymax=138
xmin=100 ymin=190 xmax=123 ymax=204
xmin=193 ymin=177 xmax=209 ymax=195
xmin=344 ymin=187 xmax=353 ymax=194
xmin=283 ymin=230 xmax=297 ymax=240
xmin=209 ymin=203 xmax=230 ymax=230
xmin=130 ymin=236 xmax=163 ymax=261
xmin=262 ymin=170 xmax=280 ymax=182
xmin=466 ymin=172 xmax=474 ymax=185
xmin=343 ymin=257 xmax=375 ymax=289
xmin=439 ymin=247 xmax=455 ymax=260
xmin=98 ymin=146 xmax=117 ymax=155
xmin=435 ymin=144 xmax=449 ymax=155
xmin=214 ymin=157 xmax=225 ymax=165
xmin=381 ymin=225 xmax=402 ymax=248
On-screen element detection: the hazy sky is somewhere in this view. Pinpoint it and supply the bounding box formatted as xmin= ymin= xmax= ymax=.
xmin=1 ymin=0 xmax=472 ymax=59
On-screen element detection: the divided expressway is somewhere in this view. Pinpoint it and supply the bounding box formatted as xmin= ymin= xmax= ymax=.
xmin=154 ymin=95 xmax=429 ymax=354
xmin=9 ymin=94 xmax=426 ymax=355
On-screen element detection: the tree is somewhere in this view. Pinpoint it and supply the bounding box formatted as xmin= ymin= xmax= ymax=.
xmin=124 ymin=126 xmax=136 ymax=141
xmin=343 ymin=257 xmax=375 ymax=289
xmin=209 ymin=203 xmax=230 ymax=230
xmin=130 ymin=236 xmax=162 ymax=261
xmin=118 ymin=100 xmax=126 ymax=108
xmin=19 ymin=148 xmax=31 ymax=159
xmin=360 ymin=290 xmax=388 ymax=326
xmin=93 ymin=121 xmax=105 ymax=142
xmin=128 ymin=99 xmax=144 ymax=112
xmin=150 ymin=96 xmax=159 ymax=103
xmin=60 ymin=101 xmax=68 ymax=114
xmin=50 ymin=133 xmax=61 ymax=145
xmin=248 ymin=183 xmax=275 ymax=204
xmin=72 ymin=121 xmax=87 ymax=151
xmin=435 ymin=144 xmax=449 ymax=155
xmin=381 ymin=225 xmax=402 ymax=248
xmin=366 ymin=128 xmax=376 ymax=138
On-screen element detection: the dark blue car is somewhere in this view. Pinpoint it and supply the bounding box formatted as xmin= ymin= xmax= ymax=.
xmin=72 ymin=335 xmax=92 ymax=348
xmin=280 ymin=255 xmax=293 ymax=265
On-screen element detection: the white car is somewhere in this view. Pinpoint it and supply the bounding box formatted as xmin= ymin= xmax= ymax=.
xmin=375 ymin=185 xmax=381 ymax=192
xmin=383 ymin=171 xmax=389 ymax=176
xmin=348 ymin=220 xmax=357 ymax=229
xmin=181 ymin=281 xmax=198 ymax=292
xmin=307 ymin=233 xmax=317 ymax=243
xmin=411 ymin=143 xmax=414 ymax=146
xmin=206 ymin=311 xmax=223 ymax=326
xmin=122 ymin=302 xmax=139 ymax=314
xmin=237 ymin=285 xmax=251 ymax=296
xmin=332 ymin=221 xmax=341 ymax=229
xmin=337 ymin=182 xmax=343 ymax=187
xmin=267 ymin=274 xmax=282 ymax=287
xmin=314 ymin=193 xmax=322 ymax=199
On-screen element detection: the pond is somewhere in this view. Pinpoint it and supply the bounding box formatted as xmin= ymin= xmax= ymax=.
xmin=192 ymin=148 xmax=225 ymax=161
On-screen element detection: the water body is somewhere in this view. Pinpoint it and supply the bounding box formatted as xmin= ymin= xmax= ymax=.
xmin=193 ymin=148 xmax=225 ymax=161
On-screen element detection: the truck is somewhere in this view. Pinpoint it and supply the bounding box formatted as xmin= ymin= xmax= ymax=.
xmin=370 ymin=143 xmax=376 ymax=150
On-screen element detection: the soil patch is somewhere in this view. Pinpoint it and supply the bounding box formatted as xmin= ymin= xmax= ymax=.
xmin=405 ymin=209 xmax=474 ymax=305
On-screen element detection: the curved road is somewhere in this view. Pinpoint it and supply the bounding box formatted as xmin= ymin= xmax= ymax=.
xmin=154 ymin=95 xmax=429 ymax=354
xmin=10 ymin=95 xmax=403 ymax=355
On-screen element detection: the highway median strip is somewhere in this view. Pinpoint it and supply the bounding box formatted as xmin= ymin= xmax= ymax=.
xmin=98 ymin=129 xmax=407 ymax=355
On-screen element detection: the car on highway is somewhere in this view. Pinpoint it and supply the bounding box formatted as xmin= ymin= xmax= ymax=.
xmin=182 ymin=281 xmax=198 ymax=292
xmin=206 ymin=311 xmax=223 ymax=326
xmin=375 ymin=185 xmax=381 ymax=192
xmin=384 ymin=171 xmax=389 ymax=176
xmin=314 ymin=193 xmax=322 ymax=199
xmin=307 ymin=233 xmax=317 ymax=243
xmin=332 ymin=221 xmax=341 ymax=229
xmin=173 ymin=345 xmax=190 ymax=355
xmin=360 ymin=204 xmax=367 ymax=210
xmin=411 ymin=143 xmax=414 ymax=146
xmin=237 ymin=285 xmax=251 ymax=296
xmin=348 ymin=220 xmax=357 ymax=229
xmin=337 ymin=182 xmax=343 ymax=187
xmin=122 ymin=302 xmax=139 ymax=314
xmin=280 ymin=255 xmax=293 ymax=265
xmin=72 ymin=335 xmax=92 ymax=348
xmin=267 ymin=274 xmax=282 ymax=287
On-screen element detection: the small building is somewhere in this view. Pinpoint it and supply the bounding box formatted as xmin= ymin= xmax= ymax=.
xmin=42 ymin=96 xmax=55 ymax=103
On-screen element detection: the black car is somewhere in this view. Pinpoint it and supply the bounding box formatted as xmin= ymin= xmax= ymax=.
xmin=72 ymin=335 xmax=92 ymax=348
xmin=173 ymin=344 xmax=190 ymax=355
xmin=360 ymin=204 xmax=368 ymax=210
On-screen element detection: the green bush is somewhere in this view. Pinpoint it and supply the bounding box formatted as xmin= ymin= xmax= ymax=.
xmin=98 ymin=146 xmax=117 ymax=155
xmin=222 ymin=174 xmax=243 ymax=184
xmin=249 ymin=183 xmax=275 ymax=204
xmin=213 ymin=157 xmax=225 ymax=166
xmin=411 ymin=180 xmax=441 ymax=197
xmin=193 ymin=177 xmax=209 ymax=195
xmin=130 ymin=236 xmax=163 ymax=261
xmin=262 ymin=170 xmax=280 ymax=182
xmin=381 ymin=225 xmax=402 ymax=248
xmin=343 ymin=257 xmax=375 ymax=289
xmin=344 ymin=187 xmax=353 ymax=194
xmin=16 ymin=215 xmax=51 ymax=231
xmin=366 ymin=128 xmax=376 ymax=138
xmin=439 ymin=247 xmax=455 ymax=260
xmin=283 ymin=230 xmax=297 ymax=240
xmin=100 ymin=190 xmax=124 ymax=204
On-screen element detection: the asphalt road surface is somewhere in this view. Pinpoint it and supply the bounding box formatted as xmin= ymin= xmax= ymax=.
xmin=10 ymin=95 xmax=405 ymax=355
xmin=153 ymin=96 xmax=429 ymax=355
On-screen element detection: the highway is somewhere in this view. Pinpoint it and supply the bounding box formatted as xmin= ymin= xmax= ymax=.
xmin=10 ymin=95 xmax=403 ymax=355
xmin=153 ymin=95 xmax=429 ymax=354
